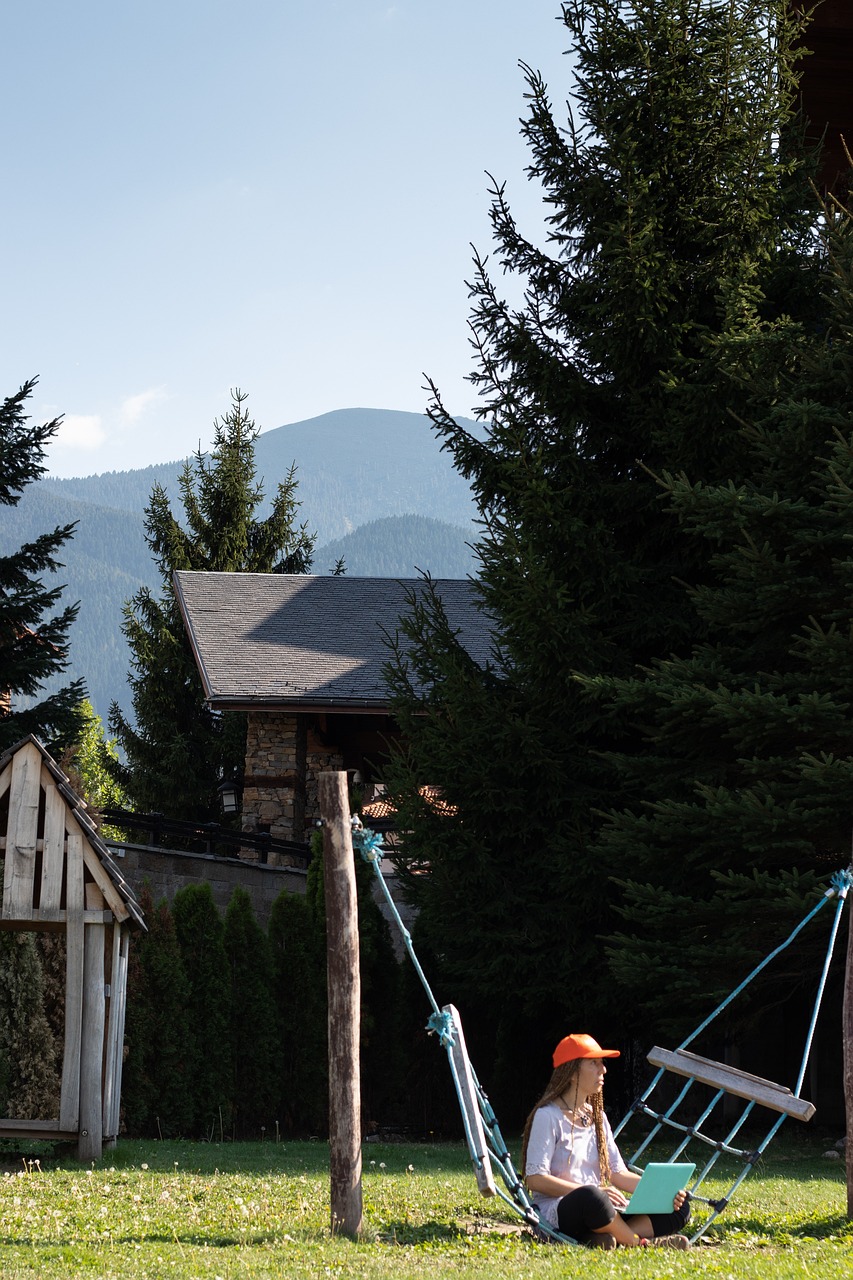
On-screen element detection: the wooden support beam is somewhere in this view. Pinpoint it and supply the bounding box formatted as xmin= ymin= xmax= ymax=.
xmin=60 ymin=828 xmax=85 ymax=1133
xmin=81 ymin=844 xmax=130 ymax=923
xmin=78 ymin=922 xmax=106 ymax=1162
xmin=647 ymin=1047 xmax=816 ymax=1121
xmin=102 ymin=925 xmax=129 ymax=1141
xmin=39 ymin=767 xmax=66 ymax=919
xmin=319 ymin=771 xmax=363 ymax=1240
xmin=3 ymin=741 xmax=42 ymax=920
xmin=0 ymin=1119 xmax=77 ymax=1141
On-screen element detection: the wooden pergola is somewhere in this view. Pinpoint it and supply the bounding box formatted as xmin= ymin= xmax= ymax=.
xmin=0 ymin=736 xmax=145 ymax=1160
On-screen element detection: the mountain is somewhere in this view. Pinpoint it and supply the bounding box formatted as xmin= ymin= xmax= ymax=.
xmin=1 ymin=408 xmax=482 ymax=723
xmin=316 ymin=514 xmax=478 ymax=579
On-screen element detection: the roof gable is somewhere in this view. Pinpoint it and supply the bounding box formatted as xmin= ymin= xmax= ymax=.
xmin=0 ymin=736 xmax=145 ymax=928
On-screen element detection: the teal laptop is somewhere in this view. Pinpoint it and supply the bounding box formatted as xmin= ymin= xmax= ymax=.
xmin=625 ymin=1162 xmax=695 ymax=1215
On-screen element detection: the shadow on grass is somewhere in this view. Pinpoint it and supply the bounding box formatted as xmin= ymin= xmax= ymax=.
xmin=710 ymin=1209 xmax=853 ymax=1242
xmin=373 ymin=1220 xmax=476 ymax=1245
xmin=34 ymin=1139 xmax=478 ymax=1180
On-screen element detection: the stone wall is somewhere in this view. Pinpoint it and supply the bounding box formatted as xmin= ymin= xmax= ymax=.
xmin=111 ymin=840 xmax=414 ymax=960
xmin=241 ymin=710 xmax=307 ymax=852
xmin=112 ymin=841 xmax=307 ymax=930
xmin=241 ymin=710 xmax=349 ymax=846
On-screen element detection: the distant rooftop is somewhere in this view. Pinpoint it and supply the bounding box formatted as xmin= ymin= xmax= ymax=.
xmin=173 ymin=572 xmax=493 ymax=711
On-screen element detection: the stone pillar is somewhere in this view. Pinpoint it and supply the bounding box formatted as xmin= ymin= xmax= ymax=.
xmin=242 ymin=710 xmax=307 ymax=852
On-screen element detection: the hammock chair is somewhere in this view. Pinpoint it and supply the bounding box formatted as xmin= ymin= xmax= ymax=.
xmin=352 ymin=818 xmax=852 ymax=1245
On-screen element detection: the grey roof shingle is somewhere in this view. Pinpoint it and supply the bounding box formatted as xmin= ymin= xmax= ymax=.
xmin=173 ymin=572 xmax=493 ymax=710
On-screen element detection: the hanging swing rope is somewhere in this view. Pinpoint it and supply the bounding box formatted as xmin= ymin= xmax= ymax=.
xmin=353 ymin=816 xmax=852 ymax=1244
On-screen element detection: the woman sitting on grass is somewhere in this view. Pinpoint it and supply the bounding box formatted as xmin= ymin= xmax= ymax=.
xmin=522 ymin=1033 xmax=691 ymax=1250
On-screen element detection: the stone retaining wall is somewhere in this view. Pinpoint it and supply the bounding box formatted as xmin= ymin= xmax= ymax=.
xmin=110 ymin=841 xmax=308 ymax=929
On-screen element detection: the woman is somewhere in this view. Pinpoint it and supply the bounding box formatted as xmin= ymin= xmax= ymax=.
xmin=522 ymin=1033 xmax=691 ymax=1250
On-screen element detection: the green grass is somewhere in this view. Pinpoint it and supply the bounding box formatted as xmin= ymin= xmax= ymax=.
xmin=0 ymin=1131 xmax=848 ymax=1278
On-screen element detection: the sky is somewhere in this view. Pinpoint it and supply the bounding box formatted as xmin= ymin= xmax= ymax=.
xmin=2 ymin=1 xmax=575 ymax=478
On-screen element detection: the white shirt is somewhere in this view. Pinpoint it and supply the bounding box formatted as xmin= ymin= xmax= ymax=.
xmin=524 ymin=1101 xmax=628 ymax=1227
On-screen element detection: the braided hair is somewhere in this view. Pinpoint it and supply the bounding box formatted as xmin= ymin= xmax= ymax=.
xmin=520 ymin=1061 xmax=612 ymax=1186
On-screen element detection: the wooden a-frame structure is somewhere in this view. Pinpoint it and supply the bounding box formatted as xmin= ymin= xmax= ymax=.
xmin=0 ymin=736 xmax=145 ymax=1160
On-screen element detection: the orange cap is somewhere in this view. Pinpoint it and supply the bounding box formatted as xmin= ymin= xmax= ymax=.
xmin=553 ymin=1033 xmax=620 ymax=1067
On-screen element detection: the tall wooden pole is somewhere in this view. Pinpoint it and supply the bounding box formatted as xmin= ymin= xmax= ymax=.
xmin=319 ymin=771 xmax=363 ymax=1239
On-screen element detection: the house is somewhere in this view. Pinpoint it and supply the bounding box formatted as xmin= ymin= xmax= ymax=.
xmin=173 ymin=572 xmax=492 ymax=853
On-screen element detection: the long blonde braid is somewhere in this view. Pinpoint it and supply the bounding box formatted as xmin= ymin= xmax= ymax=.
xmin=521 ymin=1061 xmax=610 ymax=1186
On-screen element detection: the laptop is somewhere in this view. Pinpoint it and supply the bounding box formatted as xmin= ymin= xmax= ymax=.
xmin=625 ymin=1162 xmax=695 ymax=1215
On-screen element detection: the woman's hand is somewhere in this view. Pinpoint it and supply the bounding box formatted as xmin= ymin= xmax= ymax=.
xmin=673 ymin=1188 xmax=688 ymax=1211
xmin=602 ymin=1185 xmax=629 ymax=1210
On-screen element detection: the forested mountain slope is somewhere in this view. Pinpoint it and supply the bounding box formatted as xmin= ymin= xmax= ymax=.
xmin=1 ymin=408 xmax=480 ymax=721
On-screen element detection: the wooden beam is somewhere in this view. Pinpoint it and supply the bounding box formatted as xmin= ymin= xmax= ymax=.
xmin=39 ymin=767 xmax=66 ymax=919
xmin=0 ymin=1119 xmax=77 ymax=1142
xmin=3 ymin=741 xmax=42 ymax=920
xmin=0 ymin=764 xmax=11 ymax=801
xmin=647 ymin=1047 xmax=816 ymax=1121
xmin=81 ymin=843 xmax=130 ymax=923
xmin=102 ymin=925 xmax=122 ymax=1140
xmin=320 ymin=771 xmax=363 ymax=1240
xmin=107 ymin=929 xmax=130 ymax=1141
xmin=59 ymin=828 xmax=85 ymax=1132
xmin=78 ymin=921 xmax=106 ymax=1162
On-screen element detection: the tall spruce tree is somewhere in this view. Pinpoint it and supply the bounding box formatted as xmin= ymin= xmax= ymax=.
xmin=591 ymin=202 xmax=853 ymax=1047
xmin=0 ymin=379 xmax=85 ymax=752
xmin=108 ymin=389 xmax=315 ymax=820
xmin=383 ymin=0 xmax=822 ymax=1110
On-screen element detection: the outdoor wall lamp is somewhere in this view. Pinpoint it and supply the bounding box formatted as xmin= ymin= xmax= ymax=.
xmin=217 ymin=774 xmax=242 ymax=816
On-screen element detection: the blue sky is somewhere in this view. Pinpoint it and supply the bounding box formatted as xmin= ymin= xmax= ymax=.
xmin=3 ymin=1 xmax=572 ymax=477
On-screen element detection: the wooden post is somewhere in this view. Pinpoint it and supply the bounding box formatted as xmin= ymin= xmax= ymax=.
xmin=844 ymin=878 xmax=853 ymax=1217
xmin=78 ymin=922 xmax=106 ymax=1162
xmin=319 ymin=771 xmax=363 ymax=1239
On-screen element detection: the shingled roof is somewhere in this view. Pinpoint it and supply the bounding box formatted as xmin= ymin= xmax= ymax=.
xmin=173 ymin=572 xmax=493 ymax=711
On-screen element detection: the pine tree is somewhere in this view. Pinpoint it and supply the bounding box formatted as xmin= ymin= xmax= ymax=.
xmin=0 ymin=379 xmax=85 ymax=752
xmin=224 ymin=887 xmax=279 ymax=1137
xmin=592 ymin=202 xmax=853 ymax=1043
xmin=108 ymin=389 xmax=315 ymax=820
xmin=383 ymin=0 xmax=822 ymax=1099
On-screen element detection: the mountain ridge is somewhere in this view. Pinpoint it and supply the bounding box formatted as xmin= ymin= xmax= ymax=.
xmin=3 ymin=407 xmax=483 ymax=722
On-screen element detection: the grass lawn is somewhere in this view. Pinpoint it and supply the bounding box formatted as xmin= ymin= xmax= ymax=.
xmin=0 ymin=1129 xmax=848 ymax=1278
